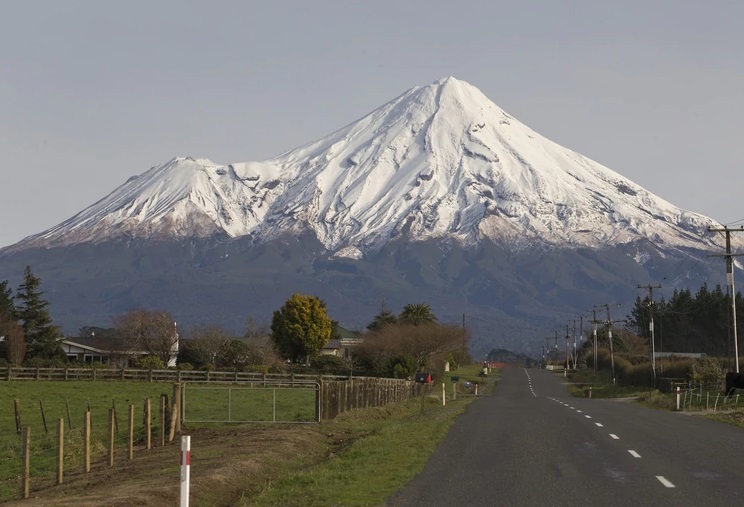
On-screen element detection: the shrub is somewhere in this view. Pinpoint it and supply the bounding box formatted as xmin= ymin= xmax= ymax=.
xmin=309 ymin=354 xmax=349 ymax=375
xmin=135 ymin=355 xmax=165 ymax=370
xmin=623 ymin=363 xmax=653 ymax=387
xmin=637 ymin=390 xmax=675 ymax=410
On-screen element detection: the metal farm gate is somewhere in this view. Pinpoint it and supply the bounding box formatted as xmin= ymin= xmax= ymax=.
xmin=182 ymin=381 xmax=321 ymax=424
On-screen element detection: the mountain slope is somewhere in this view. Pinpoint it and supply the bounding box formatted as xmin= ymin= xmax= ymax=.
xmin=6 ymin=77 xmax=723 ymax=258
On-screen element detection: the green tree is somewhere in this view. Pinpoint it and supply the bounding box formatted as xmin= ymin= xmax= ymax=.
xmin=366 ymin=308 xmax=398 ymax=331
xmin=0 ymin=280 xmax=15 ymax=320
xmin=15 ymin=266 xmax=61 ymax=359
xmin=388 ymin=354 xmax=416 ymax=379
xmin=399 ymin=303 xmax=437 ymax=326
xmin=270 ymin=293 xmax=333 ymax=362
xmin=215 ymin=340 xmax=257 ymax=371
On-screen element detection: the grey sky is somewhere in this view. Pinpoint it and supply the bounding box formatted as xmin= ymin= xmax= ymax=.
xmin=2 ymin=0 xmax=743 ymax=248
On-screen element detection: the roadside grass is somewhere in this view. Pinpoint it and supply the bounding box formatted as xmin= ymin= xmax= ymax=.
xmin=0 ymin=366 xmax=498 ymax=505
xmin=705 ymin=409 xmax=744 ymax=430
xmin=564 ymin=369 xmax=744 ymax=429
xmin=563 ymin=369 xmax=654 ymax=399
xmin=247 ymin=365 xmax=498 ymax=507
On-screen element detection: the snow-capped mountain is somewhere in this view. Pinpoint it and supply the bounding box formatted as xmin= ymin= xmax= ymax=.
xmin=11 ymin=77 xmax=721 ymax=256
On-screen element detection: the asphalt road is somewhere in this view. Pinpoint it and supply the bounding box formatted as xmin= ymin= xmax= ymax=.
xmin=387 ymin=367 xmax=744 ymax=506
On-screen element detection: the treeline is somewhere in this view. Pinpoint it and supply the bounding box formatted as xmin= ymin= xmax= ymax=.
xmin=1 ymin=267 xmax=471 ymax=380
xmin=626 ymin=283 xmax=744 ymax=356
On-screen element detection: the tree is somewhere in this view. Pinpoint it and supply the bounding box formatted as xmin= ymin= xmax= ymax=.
xmin=215 ymin=340 xmax=255 ymax=371
xmin=183 ymin=325 xmax=232 ymax=369
xmin=114 ymin=309 xmax=178 ymax=365
xmin=243 ymin=316 xmax=269 ymax=339
xmin=0 ymin=320 xmax=25 ymax=364
xmin=358 ymin=323 xmax=466 ymax=378
xmin=0 ymin=280 xmax=15 ymax=321
xmin=15 ymin=266 xmax=61 ymax=359
xmin=399 ymin=303 xmax=438 ymax=326
xmin=270 ymin=293 xmax=333 ymax=362
xmin=366 ymin=308 xmax=398 ymax=331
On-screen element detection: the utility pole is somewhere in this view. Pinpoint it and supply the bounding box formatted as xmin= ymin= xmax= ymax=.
xmin=591 ymin=307 xmax=601 ymax=372
xmin=594 ymin=304 xmax=624 ymax=385
xmin=577 ymin=316 xmax=583 ymax=368
xmin=638 ymin=283 xmax=662 ymax=387
xmin=565 ymin=325 xmax=570 ymax=377
xmin=709 ymin=225 xmax=744 ymax=373
xmin=541 ymin=345 xmax=545 ymax=368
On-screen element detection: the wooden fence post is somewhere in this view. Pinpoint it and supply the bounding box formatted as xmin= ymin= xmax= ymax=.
xmin=57 ymin=418 xmax=64 ymax=484
xmin=168 ymin=403 xmax=178 ymax=442
xmin=65 ymin=399 xmax=73 ymax=429
xmin=22 ymin=426 xmax=30 ymax=499
xmin=39 ymin=400 xmax=48 ymax=434
xmin=160 ymin=395 xmax=166 ymax=447
xmin=145 ymin=398 xmax=152 ymax=450
xmin=108 ymin=409 xmax=115 ymax=467
xmin=315 ymin=380 xmax=322 ymax=422
xmin=128 ymin=404 xmax=134 ymax=462
xmin=14 ymin=399 xmax=21 ymax=434
xmin=172 ymin=383 xmax=182 ymax=434
xmin=84 ymin=411 xmax=91 ymax=473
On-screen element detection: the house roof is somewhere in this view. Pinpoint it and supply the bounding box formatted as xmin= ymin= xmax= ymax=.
xmin=324 ymin=339 xmax=341 ymax=350
xmin=60 ymin=335 xmax=136 ymax=354
xmin=335 ymin=325 xmax=360 ymax=340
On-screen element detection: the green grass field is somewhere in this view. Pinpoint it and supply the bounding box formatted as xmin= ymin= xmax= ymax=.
xmin=183 ymin=385 xmax=317 ymax=423
xmin=0 ymin=379 xmax=318 ymax=502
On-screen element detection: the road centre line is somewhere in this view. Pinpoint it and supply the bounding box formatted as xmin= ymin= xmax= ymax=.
xmin=610 ymin=434 xmax=619 ymax=440
xmin=595 ymin=423 xmax=603 ymax=427
xmin=628 ymin=450 xmax=641 ymax=458
xmin=656 ymin=476 xmax=675 ymax=488
xmin=584 ymin=415 xmax=591 ymax=419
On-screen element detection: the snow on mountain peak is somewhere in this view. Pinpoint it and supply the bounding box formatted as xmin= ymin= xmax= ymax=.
xmin=11 ymin=77 xmax=722 ymax=255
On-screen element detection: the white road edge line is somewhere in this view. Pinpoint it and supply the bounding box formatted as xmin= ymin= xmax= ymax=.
xmin=609 ymin=434 xmax=619 ymax=440
xmin=628 ymin=450 xmax=641 ymax=458
xmin=656 ymin=476 xmax=675 ymax=488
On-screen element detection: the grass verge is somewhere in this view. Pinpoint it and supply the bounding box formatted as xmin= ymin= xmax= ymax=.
xmin=0 ymin=366 xmax=498 ymax=506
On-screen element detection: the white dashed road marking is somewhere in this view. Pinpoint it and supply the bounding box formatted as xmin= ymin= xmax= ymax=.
xmin=628 ymin=450 xmax=641 ymax=458
xmin=584 ymin=415 xmax=591 ymax=419
xmin=656 ymin=476 xmax=675 ymax=488
xmin=595 ymin=423 xmax=603 ymax=427
xmin=610 ymin=434 xmax=619 ymax=440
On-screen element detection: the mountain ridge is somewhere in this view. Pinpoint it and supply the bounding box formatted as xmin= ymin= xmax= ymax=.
xmin=3 ymin=77 xmax=724 ymax=258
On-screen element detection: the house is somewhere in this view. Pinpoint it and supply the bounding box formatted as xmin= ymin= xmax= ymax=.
xmin=59 ymin=332 xmax=178 ymax=368
xmin=320 ymin=325 xmax=363 ymax=358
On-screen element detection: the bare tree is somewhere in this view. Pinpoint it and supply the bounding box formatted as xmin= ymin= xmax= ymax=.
xmin=358 ymin=323 xmax=467 ymax=377
xmin=114 ymin=309 xmax=177 ymax=365
xmin=186 ymin=325 xmax=232 ymax=369
xmin=1 ymin=319 xmax=26 ymax=365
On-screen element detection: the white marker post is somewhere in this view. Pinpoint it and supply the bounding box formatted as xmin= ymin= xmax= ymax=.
xmin=442 ymin=383 xmax=446 ymax=406
xmin=676 ymin=386 xmax=680 ymax=411
xmin=180 ymin=435 xmax=191 ymax=507
xmin=475 ymin=383 xmax=478 ymax=396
